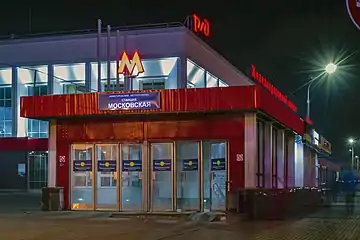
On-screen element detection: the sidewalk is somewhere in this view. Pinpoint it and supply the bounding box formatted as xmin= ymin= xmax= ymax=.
xmin=0 ymin=191 xmax=360 ymax=239
xmin=0 ymin=209 xmax=359 ymax=239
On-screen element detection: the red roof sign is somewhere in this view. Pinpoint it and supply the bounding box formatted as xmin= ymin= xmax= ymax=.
xmin=347 ymin=0 xmax=360 ymax=30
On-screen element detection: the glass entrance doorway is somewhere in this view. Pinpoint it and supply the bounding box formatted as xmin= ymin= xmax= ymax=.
xmin=121 ymin=144 xmax=143 ymax=211
xmin=150 ymin=143 xmax=174 ymax=211
xmin=203 ymin=141 xmax=227 ymax=212
xmin=70 ymin=140 xmax=227 ymax=212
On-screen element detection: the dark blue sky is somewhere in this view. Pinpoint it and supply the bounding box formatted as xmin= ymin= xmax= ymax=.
xmin=1 ymin=0 xmax=359 ymax=161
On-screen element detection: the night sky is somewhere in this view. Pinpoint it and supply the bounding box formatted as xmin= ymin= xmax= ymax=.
xmin=1 ymin=1 xmax=359 ymax=162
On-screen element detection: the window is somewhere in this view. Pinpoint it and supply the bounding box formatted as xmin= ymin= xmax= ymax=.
xmin=0 ymin=87 xmax=12 ymax=137
xmin=141 ymin=78 xmax=165 ymax=90
xmin=187 ymin=59 xmax=205 ymax=88
xmin=206 ymin=72 xmax=218 ymax=87
xmin=256 ymin=120 xmax=265 ymax=187
xmin=28 ymin=151 xmax=48 ymax=189
xmin=26 ymin=85 xmax=48 ymax=138
xmin=28 ymin=119 xmax=48 ymax=138
xmin=104 ymin=82 xmax=124 ymax=91
xmin=284 ymin=132 xmax=290 ymax=188
xmin=63 ymin=83 xmax=87 ymax=94
xmin=272 ymin=128 xmax=278 ymax=188
xmin=27 ymin=85 xmax=48 ymax=96
xmin=219 ymin=80 xmax=229 ymax=87
xmin=53 ymin=63 xmax=86 ymax=94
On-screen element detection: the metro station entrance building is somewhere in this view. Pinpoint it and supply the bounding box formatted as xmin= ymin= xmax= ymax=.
xmin=21 ymin=84 xmax=304 ymax=212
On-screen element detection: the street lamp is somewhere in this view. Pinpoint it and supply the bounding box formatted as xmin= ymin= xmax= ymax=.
xmin=348 ymin=138 xmax=356 ymax=170
xmin=306 ymin=62 xmax=337 ymax=119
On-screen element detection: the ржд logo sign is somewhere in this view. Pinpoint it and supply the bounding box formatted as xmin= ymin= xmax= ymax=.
xmin=184 ymin=13 xmax=211 ymax=37
xmin=118 ymin=51 xmax=145 ymax=76
xmin=192 ymin=14 xmax=210 ymax=37
xmin=347 ymin=0 xmax=360 ymax=30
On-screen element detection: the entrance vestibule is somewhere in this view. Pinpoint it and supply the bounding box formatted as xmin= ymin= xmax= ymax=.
xmin=70 ymin=141 xmax=228 ymax=212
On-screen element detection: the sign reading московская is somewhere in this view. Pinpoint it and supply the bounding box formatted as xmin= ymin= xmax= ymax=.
xmin=99 ymin=92 xmax=161 ymax=110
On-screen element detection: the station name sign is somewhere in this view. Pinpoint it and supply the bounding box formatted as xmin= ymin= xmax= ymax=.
xmin=99 ymin=92 xmax=161 ymax=111
xmin=251 ymin=64 xmax=297 ymax=112
xmin=118 ymin=51 xmax=144 ymax=76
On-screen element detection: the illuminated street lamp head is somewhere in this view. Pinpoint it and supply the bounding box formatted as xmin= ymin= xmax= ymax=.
xmin=325 ymin=63 xmax=337 ymax=74
xmin=348 ymin=138 xmax=355 ymax=144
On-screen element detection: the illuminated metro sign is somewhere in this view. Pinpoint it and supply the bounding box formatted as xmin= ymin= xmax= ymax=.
xmin=118 ymin=51 xmax=144 ymax=76
xmin=251 ymin=64 xmax=297 ymax=112
xmin=184 ymin=13 xmax=211 ymax=37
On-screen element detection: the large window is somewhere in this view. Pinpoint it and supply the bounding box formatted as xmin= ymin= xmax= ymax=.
xmin=187 ymin=59 xmax=228 ymax=88
xmin=17 ymin=66 xmax=48 ymax=137
xmin=0 ymin=87 xmax=12 ymax=137
xmin=284 ymin=132 xmax=290 ymax=188
xmin=187 ymin=60 xmax=205 ymax=88
xmin=27 ymin=85 xmax=48 ymax=138
xmin=271 ymin=127 xmax=278 ymax=188
xmin=53 ymin=63 xmax=86 ymax=94
xmin=256 ymin=120 xmax=265 ymax=187
xmin=206 ymin=72 xmax=218 ymax=87
xmin=91 ymin=58 xmax=178 ymax=92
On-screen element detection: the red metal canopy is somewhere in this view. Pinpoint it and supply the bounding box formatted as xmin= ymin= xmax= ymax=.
xmin=20 ymin=85 xmax=304 ymax=134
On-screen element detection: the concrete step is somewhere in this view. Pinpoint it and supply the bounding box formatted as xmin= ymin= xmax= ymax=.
xmin=109 ymin=211 xmax=227 ymax=224
xmin=109 ymin=211 xmax=195 ymax=221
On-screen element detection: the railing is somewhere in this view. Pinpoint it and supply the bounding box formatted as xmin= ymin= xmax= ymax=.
xmin=0 ymin=22 xmax=184 ymax=41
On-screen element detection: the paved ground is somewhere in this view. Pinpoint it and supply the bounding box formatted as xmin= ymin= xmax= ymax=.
xmin=0 ymin=191 xmax=360 ymax=239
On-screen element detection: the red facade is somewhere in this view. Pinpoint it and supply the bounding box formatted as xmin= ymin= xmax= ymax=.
xmin=20 ymin=85 xmax=305 ymax=210
xmin=56 ymin=115 xmax=245 ymax=209
xmin=0 ymin=137 xmax=48 ymax=151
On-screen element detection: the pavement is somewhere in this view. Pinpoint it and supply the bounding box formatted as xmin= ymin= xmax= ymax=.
xmin=0 ymin=191 xmax=360 ymax=239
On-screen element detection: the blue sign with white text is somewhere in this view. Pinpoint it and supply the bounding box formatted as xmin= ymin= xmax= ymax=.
xmin=99 ymin=92 xmax=161 ymax=110
xmin=211 ymin=158 xmax=226 ymax=171
xmin=122 ymin=160 xmax=142 ymax=172
xmin=98 ymin=160 xmax=116 ymax=172
xmin=153 ymin=159 xmax=171 ymax=171
xmin=73 ymin=160 xmax=92 ymax=172
xmin=182 ymin=159 xmax=198 ymax=171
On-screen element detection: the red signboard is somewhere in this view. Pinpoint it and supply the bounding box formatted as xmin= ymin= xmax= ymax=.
xmin=251 ymin=64 xmax=297 ymax=112
xmin=347 ymin=0 xmax=360 ymax=30
xmin=192 ymin=14 xmax=210 ymax=37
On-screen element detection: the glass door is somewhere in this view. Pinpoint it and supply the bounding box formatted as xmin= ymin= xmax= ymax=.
xmin=70 ymin=144 xmax=94 ymax=210
xmin=203 ymin=141 xmax=227 ymax=212
xmin=150 ymin=142 xmax=174 ymax=211
xmin=176 ymin=141 xmax=200 ymax=211
xmin=95 ymin=144 xmax=118 ymax=210
xmin=120 ymin=144 xmax=143 ymax=211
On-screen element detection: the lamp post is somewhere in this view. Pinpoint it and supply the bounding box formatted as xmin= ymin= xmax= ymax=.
xmin=306 ymin=63 xmax=337 ymax=119
xmin=348 ymin=138 xmax=356 ymax=170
